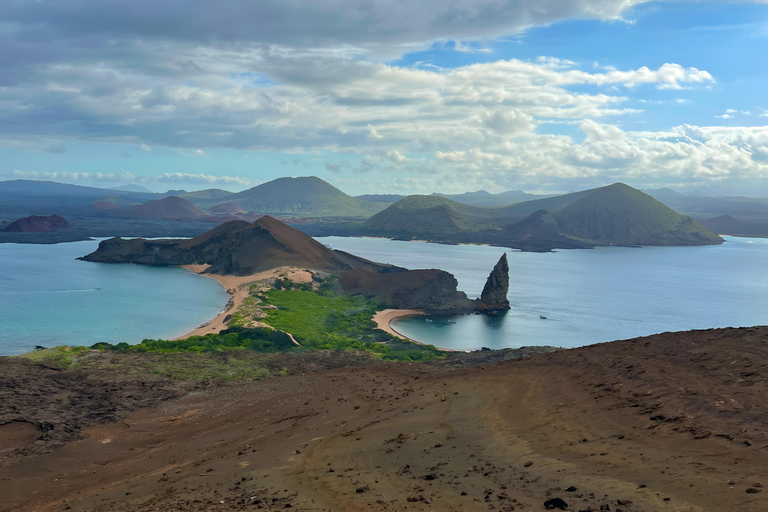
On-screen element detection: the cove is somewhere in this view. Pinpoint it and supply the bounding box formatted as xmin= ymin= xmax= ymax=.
xmin=317 ymin=236 xmax=768 ymax=351
xmin=0 ymin=240 xmax=229 ymax=356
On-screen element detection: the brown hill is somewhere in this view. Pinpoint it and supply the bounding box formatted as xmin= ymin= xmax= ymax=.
xmin=1 ymin=214 xmax=69 ymax=232
xmin=127 ymin=196 xmax=207 ymax=219
xmin=4 ymin=326 xmax=768 ymax=511
xmin=80 ymin=216 xmax=397 ymax=275
xmin=208 ymin=202 xmax=245 ymax=215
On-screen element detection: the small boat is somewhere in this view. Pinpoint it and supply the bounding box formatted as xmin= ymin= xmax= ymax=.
xmin=540 ymin=315 xmax=547 ymax=320
xmin=425 ymin=318 xmax=433 ymax=323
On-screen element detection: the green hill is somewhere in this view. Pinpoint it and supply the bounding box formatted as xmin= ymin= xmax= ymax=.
xmin=543 ymin=183 xmax=722 ymax=246
xmin=181 ymin=189 xmax=234 ymax=203
xmin=204 ymin=176 xmax=387 ymax=218
xmin=362 ymin=195 xmax=505 ymax=235
xmin=360 ymin=183 xmax=722 ymax=250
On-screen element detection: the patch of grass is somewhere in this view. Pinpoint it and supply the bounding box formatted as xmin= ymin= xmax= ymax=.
xmin=262 ymin=286 xmax=444 ymax=362
xmin=20 ymin=345 xmax=91 ymax=367
xmin=142 ymin=352 xmax=273 ymax=381
xmin=90 ymin=327 xmax=297 ymax=355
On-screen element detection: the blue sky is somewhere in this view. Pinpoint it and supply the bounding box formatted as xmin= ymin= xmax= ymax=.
xmin=1 ymin=0 xmax=767 ymax=196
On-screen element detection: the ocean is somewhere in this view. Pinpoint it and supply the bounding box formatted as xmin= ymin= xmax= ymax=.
xmin=0 ymin=240 xmax=229 ymax=356
xmin=2 ymin=235 xmax=767 ymax=356
xmin=317 ymin=236 xmax=768 ymax=350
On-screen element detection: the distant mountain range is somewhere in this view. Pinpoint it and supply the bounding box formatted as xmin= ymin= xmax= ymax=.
xmin=2 ymin=176 xmax=768 ymax=244
xmin=362 ymin=183 xmax=722 ymax=251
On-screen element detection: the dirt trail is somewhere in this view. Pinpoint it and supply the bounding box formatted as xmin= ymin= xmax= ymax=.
xmin=2 ymin=326 xmax=768 ymax=511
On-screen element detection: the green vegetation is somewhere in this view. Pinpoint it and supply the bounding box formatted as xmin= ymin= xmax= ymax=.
xmin=90 ymin=326 xmax=295 ymax=354
xmin=545 ymin=183 xmax=722 ymax=246
xmin=257 ymin=279 xmax=444 ymax=361
xmin=24 ymin=275 xmax=444 ymax=373
xmin=363 ymin=194 xmax=507 ymax=235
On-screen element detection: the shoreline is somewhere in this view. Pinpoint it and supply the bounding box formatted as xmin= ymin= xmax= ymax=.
xmin=373 ymin=308 xmax=458 ymax=350
xmin=372 ymin=309 xmax=425 ymax=343
xmin=175 ymin=265 xmax=258 ymax=339
xmin=176 ymin=265 xmax=316 ymax=340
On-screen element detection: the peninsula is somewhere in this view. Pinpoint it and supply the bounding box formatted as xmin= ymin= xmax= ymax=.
xmin=80 ymin=216 xmax=511 ymax=316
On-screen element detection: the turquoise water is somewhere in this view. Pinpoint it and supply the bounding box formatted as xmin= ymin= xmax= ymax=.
xmin=3 ymin=236 xmax=767 ymax=356
xmin=317 ymin=236 xmax=768 ymax=350
xmin=0 ymin=240 xmax=229 ymax=356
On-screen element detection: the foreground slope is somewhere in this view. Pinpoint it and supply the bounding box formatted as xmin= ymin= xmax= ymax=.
xmin=2 ymin=326 xmax=767 ymax=511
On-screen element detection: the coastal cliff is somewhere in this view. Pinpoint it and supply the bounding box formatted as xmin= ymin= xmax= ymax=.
xmin=339 ymin=253 xmax=511 ymax=315
xmin=338 ymin=266 xmax=474 ymax=313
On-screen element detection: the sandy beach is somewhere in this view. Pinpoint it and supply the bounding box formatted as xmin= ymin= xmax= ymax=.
xmin=372 ymin=308 xmax=425 ymax=341
xmin=176 ymin=265 xmax=313 ymax=339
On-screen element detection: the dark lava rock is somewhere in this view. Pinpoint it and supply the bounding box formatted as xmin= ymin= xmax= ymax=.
xmin=2 ymin=214 xmax=69 ymax=233
xmin=476 ymin=253 xmax=510 ymax=312
xmin=544 ymin=497 xmax=569 ymax=510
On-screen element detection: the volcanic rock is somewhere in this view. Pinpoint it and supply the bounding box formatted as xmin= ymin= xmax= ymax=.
xmin=475 ymin=253 xmax=510 ymax=312
xmin=1 ymin=214 xmax=69 ymax=232
xmin=80 ymin=216 xmax=398 ymax=276
xmin=338 ymin=266 xmax=474 ymax=313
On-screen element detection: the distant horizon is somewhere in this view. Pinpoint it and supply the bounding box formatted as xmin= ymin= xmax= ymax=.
xmin=2 ymin=175 xmax=762 ymax=200
xmin=2 ymin=1 xmax=767 ymax=196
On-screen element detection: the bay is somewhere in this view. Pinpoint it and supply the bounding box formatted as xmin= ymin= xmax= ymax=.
xmin=317 ymin=236 xmax=768 ymax=351
xmin=0 ymin=240 xmax=229 ymax=356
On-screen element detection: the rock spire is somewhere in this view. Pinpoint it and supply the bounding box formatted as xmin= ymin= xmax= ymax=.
xmin=477 ymin=253 xmax=510 ymax=312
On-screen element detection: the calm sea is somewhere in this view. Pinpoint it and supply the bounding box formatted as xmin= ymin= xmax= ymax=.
xmin=0 ymin=240 xmax=229 ymax=356
xmin=317 ymin=236 xmax=768 ymax=350
xmin=2 ymin=236 xmax=767 ymax=356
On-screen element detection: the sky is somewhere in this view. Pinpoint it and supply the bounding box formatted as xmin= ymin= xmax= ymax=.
xmin=1 ymin=0 xmax=768 ymax=196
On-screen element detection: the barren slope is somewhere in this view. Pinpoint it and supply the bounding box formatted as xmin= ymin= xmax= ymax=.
xmin=2 ymin=326 xmax=767 ymax=511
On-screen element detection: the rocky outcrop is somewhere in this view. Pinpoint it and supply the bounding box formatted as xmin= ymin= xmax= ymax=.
xmin=340 ymin=254 xmax=512 ymax=314
xmin=338 ymin=266 xmax=475 ymax=314
xmin=1 ymin=214 xmax=69 ymax=232
xmin=80 ymin=216 xmax=400 ymax=276
xmin=475 ymin=253 xmax=510 ymax=312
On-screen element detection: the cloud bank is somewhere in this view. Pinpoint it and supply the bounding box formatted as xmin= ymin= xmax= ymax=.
xmin=1 ymin=0 xmax=766 ymax=193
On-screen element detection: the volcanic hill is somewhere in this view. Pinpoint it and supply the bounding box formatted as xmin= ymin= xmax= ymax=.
xmin=363 ymin=195 xmax=504 ymax=235
xmin=363 ymin=183 xmax=722 ymax=250
xmin=81 ymin=216 xmax=395 ymax=275
xmin=1 ymin=214 xmax=70 ymax=232
xmin=202 ymin=176 xmax=388 ymax=218
xmin=126 ymin=196 xmax=208 ymax=220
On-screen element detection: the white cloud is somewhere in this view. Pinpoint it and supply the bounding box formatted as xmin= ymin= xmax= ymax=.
xmin=157 ymin=173 xmax=249 ymax=185
xmin=367 ymin=125 xmax=383 ymax=140
xmin=4 ymin=0 xmax=767 ymax=194
xmin=12 ymin=169 xmax=138 ymax=182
